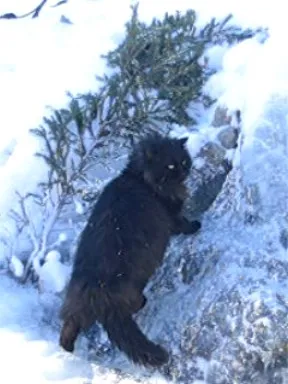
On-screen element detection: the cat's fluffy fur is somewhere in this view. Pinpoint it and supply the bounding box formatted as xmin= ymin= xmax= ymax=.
xmin=59 ymin=133 xmax=201 ymax=367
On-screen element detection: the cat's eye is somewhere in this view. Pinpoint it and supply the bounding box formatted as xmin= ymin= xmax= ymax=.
xmin=182 ymin=160 xmax=187 ymax=166
xmin=167 ymin=164 xmax=175 ymax=170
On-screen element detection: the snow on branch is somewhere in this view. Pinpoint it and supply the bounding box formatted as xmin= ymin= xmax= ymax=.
xmin=7 ymin=95 xmax=112 ymax=285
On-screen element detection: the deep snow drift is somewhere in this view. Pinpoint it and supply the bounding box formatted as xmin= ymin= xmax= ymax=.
xmin=0 ymin=0 xmax=288 ymax=383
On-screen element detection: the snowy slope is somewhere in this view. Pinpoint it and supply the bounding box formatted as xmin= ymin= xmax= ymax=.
xmin=0 ymin=0 xmax=288 ymax=383
xmin=0 ymin=275 xmax=170 ymax=384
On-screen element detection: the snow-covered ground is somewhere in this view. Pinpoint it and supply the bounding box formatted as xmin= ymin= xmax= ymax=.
xmin=0 ymin=274 xmax=169 ymax=384
xmin=0 ymin=0 xmax=287 ymax=383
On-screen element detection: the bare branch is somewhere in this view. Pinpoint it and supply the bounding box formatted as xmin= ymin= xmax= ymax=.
xmin=0 ymin=0 xmax=48 ymax=20
xmin=14 ymin=192 xmax=39 ymax=248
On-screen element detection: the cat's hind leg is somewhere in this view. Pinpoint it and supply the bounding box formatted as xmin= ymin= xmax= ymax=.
xmin=60 ymin=316 xmax=81 ymax=352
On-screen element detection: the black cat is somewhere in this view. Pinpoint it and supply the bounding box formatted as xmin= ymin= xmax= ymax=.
xmin=59 ymin=133 xmax=201 ymax=367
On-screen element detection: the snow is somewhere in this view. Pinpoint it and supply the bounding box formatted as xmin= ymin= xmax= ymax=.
xmin=0 ymin=0 xmax=288 ymax=383
xmin=0 ymin=275 xmax=167 ymax=384
xmin=0 ymin=0 xmax=132 ymax=239
xmin=9 ymin=254 xmax=24 ymax=278
xmin=58 ymin=232 xmax=68 ymax=243
xmin=38 ymin=250 xmax=71 ymax=293
xmin=73 ymin=198 xmax=85 ymax=215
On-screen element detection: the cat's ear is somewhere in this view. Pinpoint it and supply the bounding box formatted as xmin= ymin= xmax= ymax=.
xmin=178 ymin=137 xmax=188 ymax=146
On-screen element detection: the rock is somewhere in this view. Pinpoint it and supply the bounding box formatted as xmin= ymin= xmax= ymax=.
xmin=185 ymin=169 xmax=230 ymax=218
xmin=198 ymin=142 xmax=226 ymax=167
xmin=217 ymin=126 xmax=239 ymax=149
xmin=211 ymin=106 xmax=231 ymax=127
xmin=184 ymin=141 xmax=234 ymax=220
xmin=182 ymin=106 xmax=240 ymax=220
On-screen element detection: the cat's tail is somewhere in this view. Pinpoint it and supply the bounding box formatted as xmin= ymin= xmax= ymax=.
xmin=59 ymin=281 xmax=96 ymax=353
xmin=59 ymin=281 xmax=169 ymax=367
xmin=101 ymin=308 xmax=169 ymax=367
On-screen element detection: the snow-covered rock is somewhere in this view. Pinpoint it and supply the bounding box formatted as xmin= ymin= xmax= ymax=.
xmin=131 ymin=96 xmax=288 ymax=383
xmin=184 ymin=108 xmax=239 ymax=220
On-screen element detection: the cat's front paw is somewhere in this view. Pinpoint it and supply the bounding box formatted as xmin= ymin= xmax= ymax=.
xmin=185 ymin=220 xmax=201 ymax=234
xmin=174 ymin=217 xmax=201 ymax=235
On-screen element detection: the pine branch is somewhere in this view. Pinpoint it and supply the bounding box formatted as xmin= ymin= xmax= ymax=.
xmin=16 ymin=188 xmax=66 ymax=284
xmin=99 ymin=6 xmax=265 ymax=134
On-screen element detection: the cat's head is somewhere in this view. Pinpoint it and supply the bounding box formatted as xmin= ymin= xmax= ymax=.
xmin=128 ymin=133 xmax=192 ymax=196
